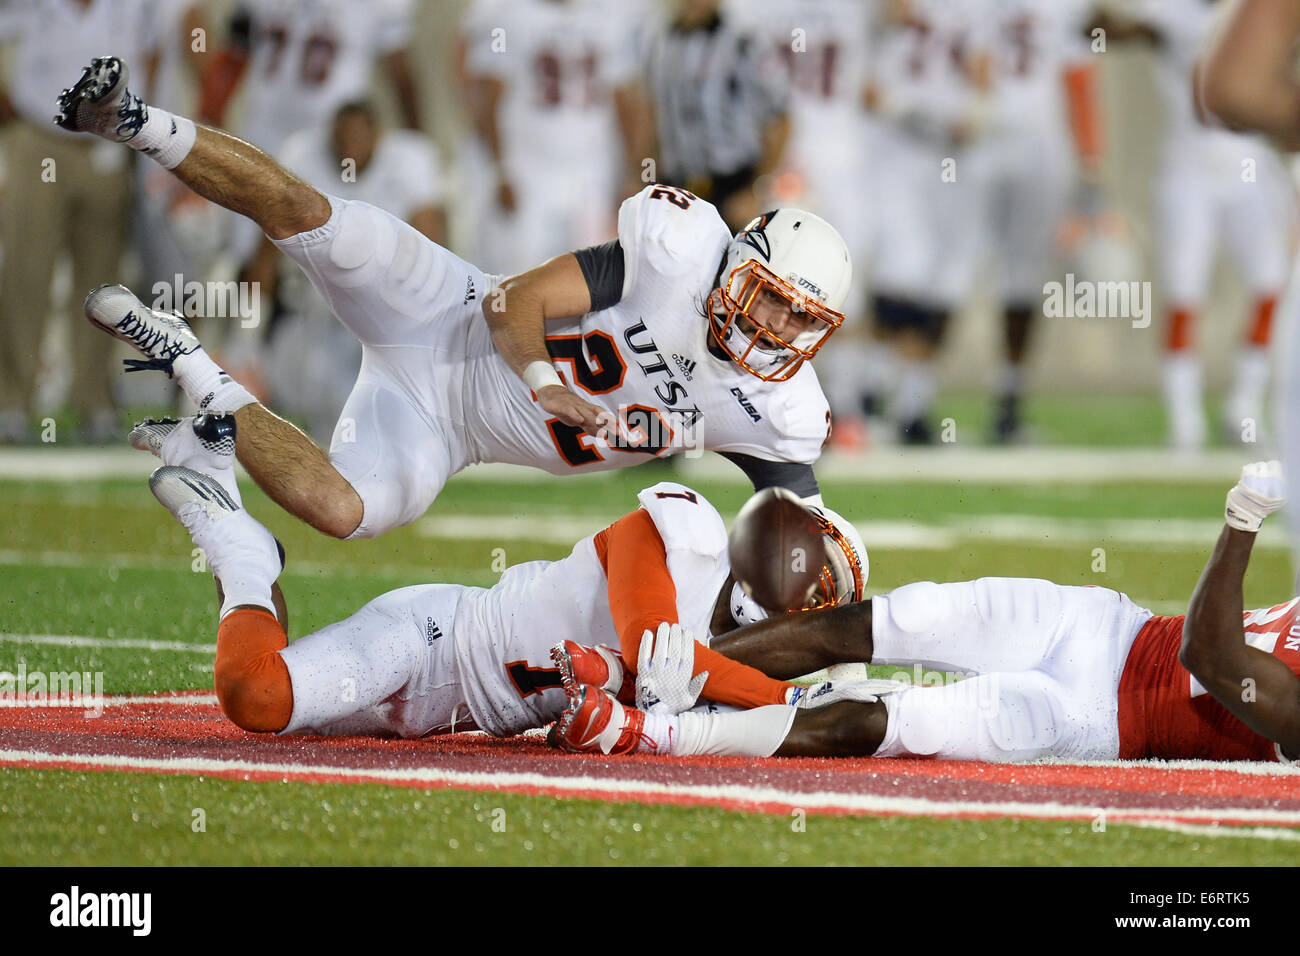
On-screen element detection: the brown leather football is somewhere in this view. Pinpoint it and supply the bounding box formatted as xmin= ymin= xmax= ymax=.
xmin=727 ymin=487 xmax=824 ymax=613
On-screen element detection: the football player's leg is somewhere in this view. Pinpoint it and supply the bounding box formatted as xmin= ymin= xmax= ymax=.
xmin=875 ymin=672 xmax=1081 ymax=762
xmin=324 ymin=362 xmax=456 ymax=539
xmin=276 ymin=584 xmax=469 ymax=737
xmin=871 ymin=578 xmax=1075 ymax=675
xmin=270 ymin=196 xmax=489 ymax=350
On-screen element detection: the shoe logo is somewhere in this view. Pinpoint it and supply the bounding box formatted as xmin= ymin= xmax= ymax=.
xmin=463 ymin=276 xmax=477 ymax=304
xmin=672 ymin=353 xmax=696 ymax=381
xmin=425 ymin=617 xmax=442 ymax=646
xmin=729 ymin=386 xmax=762 ymax=423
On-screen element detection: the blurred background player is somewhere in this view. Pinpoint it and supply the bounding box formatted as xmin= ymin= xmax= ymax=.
xmin=973 ymin=0 xmax=1102 ymax=444
xmin=0 ymin=0 xmax=158 ymax=444
xmin=457 ymin=0 xmax=652 ymax=276
xmin=1099 ymin=0 xmax=1295 ymax=451
xmin=244 ymin=99 xmax=448 ymax=443
xmin=856 ymin=0 xmax=994 ymax=444
xmin=727 ymin=0 xmax=881 ymax=451
xmin=642 ymin=0 xmax=791 ymax=233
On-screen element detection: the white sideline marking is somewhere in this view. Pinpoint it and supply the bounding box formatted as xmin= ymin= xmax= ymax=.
xmin=1125 ymin=819 xmax=1300 ymax=842
xmin=0 ymin=446 xmax=1247 ymax=484
xmin=0 ymin=693 xmax=218 ymax=708
xmin=0 ymin=633 xmax=216 ymax=653
xmin=1 ymin=748 xmax=1297 ymax=830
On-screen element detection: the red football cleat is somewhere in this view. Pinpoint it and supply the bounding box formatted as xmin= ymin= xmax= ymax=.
xmin=552 ymin=684 xmax=651 ymax=755
xmin=550 ymin=641 xmax=635 ymax=703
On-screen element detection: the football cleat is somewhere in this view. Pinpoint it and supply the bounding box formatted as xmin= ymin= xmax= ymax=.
xmin=552 ymin=684 xmax=651 ymax=755
xmin=550 ymin=641 xmax=635 ymax=703
xmin=132 ymin=413 xmax=240 ymax=505
xmin=150 ymin=465 xmax=283 ymax=576
xmin=84 ymin=284 xmax=199 ymax=376
xmin=54 ymin=56 xmax=147 ymax=141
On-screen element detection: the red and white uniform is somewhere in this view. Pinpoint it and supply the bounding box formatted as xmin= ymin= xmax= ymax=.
xmin=870 ymin=577 xmax=1297 ymax=762
xmin=272 ymin=184 xmax=830 ymax=537
xmin=460 ymin=0 xmax=648 ymax=274
xmin=1118 ymin=600 xmax=1300 ymax=762
xmin=277 ymin=483 xmax=791 ymax=737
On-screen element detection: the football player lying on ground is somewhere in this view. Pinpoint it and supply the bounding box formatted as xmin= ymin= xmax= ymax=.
xmin=146 ymin=414 xmax=867 ymax=742
xmin=57 ymin=56 xmax=850 ymax=544
xmin=556 ymin=462 xmax=1300 ymax=764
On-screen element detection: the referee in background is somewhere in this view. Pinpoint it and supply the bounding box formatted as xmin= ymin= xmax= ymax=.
xmin=643 ymin=0 xmax=790 ymax=232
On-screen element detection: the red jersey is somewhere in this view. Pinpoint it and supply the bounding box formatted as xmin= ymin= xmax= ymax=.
xmin=1117 ymin=597 xmax=1300 ymax=761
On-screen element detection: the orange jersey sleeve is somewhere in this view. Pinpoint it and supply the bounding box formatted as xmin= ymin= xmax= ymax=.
xmin=1064 ymin=62 xmax=1104 ymax=172
xmin=595 ymin=509 xmax=794 ymax=709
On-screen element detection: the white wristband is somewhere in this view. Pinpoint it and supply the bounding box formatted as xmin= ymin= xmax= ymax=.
xmin=523 ymin=361 xmax=563 ymax=392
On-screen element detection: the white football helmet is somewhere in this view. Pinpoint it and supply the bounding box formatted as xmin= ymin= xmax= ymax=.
xmin=708 ymin=209 xmax=853 ymax=382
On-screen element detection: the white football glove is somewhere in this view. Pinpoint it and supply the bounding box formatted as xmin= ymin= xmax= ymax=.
xmin=635 ymin=622 xmax=708 ymax=715
xmin=1225 ymin=460 xmax=1287 ymax=533
xmin=785 ymin=679 xmax=907 ymax=709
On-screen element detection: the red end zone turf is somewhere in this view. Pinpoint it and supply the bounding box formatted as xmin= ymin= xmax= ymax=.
xmin=2 ymin=692 xmax=1298 ymax=828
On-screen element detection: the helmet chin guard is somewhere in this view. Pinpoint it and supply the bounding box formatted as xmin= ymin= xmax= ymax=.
xmin=708 ymin=209 xmax=852 ymax=382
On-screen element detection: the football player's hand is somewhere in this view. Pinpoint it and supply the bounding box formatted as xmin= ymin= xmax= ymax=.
xmin=1226 ymin=460 xmax=1287 ymax=532
xmin=496 ymin=178 xmax=517 ymax=214
xmin=635 ymin=622 xmax=708 ymax=715
xmin=536 ymin=384 xmax=608 ymax=437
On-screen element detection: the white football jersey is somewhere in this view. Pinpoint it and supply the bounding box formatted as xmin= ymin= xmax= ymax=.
xmin=987 ymin=0 xmax=1093 ymax=136
xmin=454 ymin=482 xmax=732 ymax=736
xmin=235 ymin=0 xmax=413 ymax=156
xmin=461 ymin=0 xmax=642 ymax=173
xmin=461 ymin=184 xmax=832 ymax=473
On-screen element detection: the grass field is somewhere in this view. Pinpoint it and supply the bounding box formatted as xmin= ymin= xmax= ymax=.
xmin=1 ymin=393 xmax=1296 ymax=867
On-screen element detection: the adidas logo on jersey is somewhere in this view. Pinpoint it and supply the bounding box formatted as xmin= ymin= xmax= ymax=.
xmin=672 ymin=353 xmax=696 ymax=381
xmin=426 ymin=617 xmax=443 ymax=646
xmin=730 ymin=387 xmax=762 ymax=423
xmin=463 ymin=276 xmax=477 ymax=304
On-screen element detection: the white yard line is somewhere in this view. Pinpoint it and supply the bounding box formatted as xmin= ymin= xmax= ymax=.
xmin=0 ymin=446 xmax=1249 ymax=484
xmin=0 ymin=633 xmax=216 ymax=653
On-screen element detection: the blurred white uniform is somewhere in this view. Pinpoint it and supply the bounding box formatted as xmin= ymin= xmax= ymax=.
xmin=1136 ymin=0 xmax=1294 ymax=448
xmin=267 ymin=127 xmax=446 ymax=441
xmin=726 ymin=0 xmax=876 ymax=302
xmin=869 ymin=0 xmax=995 ymax=309
xmin=278 ymin=483 xmax=731 ymax=737
xmin=226 ymin=0 xmax=414 ymax=262
xmin=460 ymin=0 xmax=645 ymax=275
xmin=271 ymin=184 xmax=830 ymax=538
xmin=974 ymin=0 xmax=1092 ymax=307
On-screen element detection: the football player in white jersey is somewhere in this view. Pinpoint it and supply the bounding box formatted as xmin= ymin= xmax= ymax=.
xmin=458 ymin=0 xmax=652 ymax=275
xmin=1101 ymin=0 xmax=1295 ymax=450
xmin=724 ymin=0 xmax=881 ymax=448
xmin=141 ymin=420 xmax=865 ymax=746
xmin=60 ymin=56 xmax=850 ymax=543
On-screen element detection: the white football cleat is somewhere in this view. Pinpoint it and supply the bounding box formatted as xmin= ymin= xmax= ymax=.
xmin=54 ymin=56 xmax=147 ymax=142
xmin=149 ymin=465 xmax=282 ymax=581
xmin=131 ymin=413 xmax=240 ymax=506
xmin=84 ymin=284 xmax=199 ymax=377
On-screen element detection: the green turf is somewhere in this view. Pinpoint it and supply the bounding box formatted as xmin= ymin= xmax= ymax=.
xmin=0 ymin=768 xmax=1284 ymax=867
xmin=1 ymin=464 xmax=1294 ymax=866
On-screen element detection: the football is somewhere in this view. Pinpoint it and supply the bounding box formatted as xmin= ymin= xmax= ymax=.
xmin=727 ymin=487 xmax=824 ymax=613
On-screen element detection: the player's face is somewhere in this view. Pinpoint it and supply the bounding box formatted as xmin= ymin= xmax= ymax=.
xmin=737 ymin=288 xmax=827 ymax=351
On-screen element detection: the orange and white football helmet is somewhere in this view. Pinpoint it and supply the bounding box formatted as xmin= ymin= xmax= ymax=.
xmin=708 ymin=209 xmax=853 ymax=382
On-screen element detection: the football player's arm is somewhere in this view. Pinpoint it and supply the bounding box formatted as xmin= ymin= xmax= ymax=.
xmin=383 ymin=49 xmax=422 ymax=130
xmin=712 ymin=600 xmax=873 ymax=681
xmin=197 ymin=5 xmax=252 ymax=126
xmin=1200 ymin=0 xmax=1300 ymax=149
xmin=407 ymin=204 xmax=447 ymax=247
xmin=601 ymin=509 xmax=796 ymax=709
xmin=477 ymin=75 xmax=516 ymax=213
xmin=484 ymin=253 xmax=608 ymax=434
xmin=1180 ymin=525 xmax=1300 ymax=757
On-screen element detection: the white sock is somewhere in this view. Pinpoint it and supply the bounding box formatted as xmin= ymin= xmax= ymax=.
xmin=127 ymin=106 xmax=196 ymax=169
xmin=159 ymin=422 xmax=242 ymax=508
xmin=1162 ymin=351 xmax=1205 ymax=449
xmin=665 ymin=705 xmax=796 ymax=757
xmin=181 ymin=509 xmax=278 ymax=620
xmin=1227 ymin=346 xmax=1269 ymax=439
xmin=173 ymin=349 xmax=258 ymax=414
